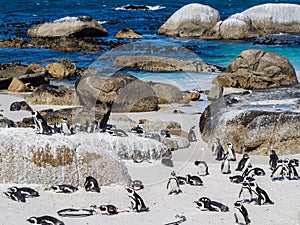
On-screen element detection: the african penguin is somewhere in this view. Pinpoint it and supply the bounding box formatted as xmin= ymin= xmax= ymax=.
xmin=31 ymin=111 xmax=52 ymax=135
xmin=194 ymin=197 xmax=229 ymax=212
xmin=26 ymin=215 xmax=64 ymax=225
xmin=221 ymin=153 xmax=231 ymax=174
xmin=60 ymin=117 xmax=71 ymax=135
xmin=229 ymin=175 xmax=245 ymax=184
xmin=8 ymin=186 xmax=39 ymax=198
xmin=270 ymin=159 xmax=288 ymax=181
xmin=269 ymin=150 xmax=279 ymax=171
xmin=167 ymin=171 xmax=182 ymax=195
xmin=98 ymin=204 xmax=118 ymax=215
xmin=226 ymin=142 xmax=236 ymax=161
xmin=234 ymin=201 xmax=251 ymax=225
xmin=211 ymin=138 xmax=224 ymax=161
xmin=186 ymin=174 xmax=203 ymax=186
xmin=188 ymin=126 xmax=196 ymax=142
xmin=176 ymin=175 xmax=187 ymax=185
xmin=90 ymin=120 xmax=99 ymax=133
xmin=194 ymin=160 xmax=209 ymax=176
xmin=4 ymin=191 xmax=26 ymax=202
xmin=51 ymin=184 xmax=78 ymax=193
xmin=236 ymin=154 xmax=251 ymax=172
xmin=287 ymin=159 xmax=299 ymax=180
xmin=249 ymin=181 xmax=274 ymax=205
xmin=126 ymin=187 xmax=149 ymax=212
xmin=84 ymin=176 xmax=101 ymax=193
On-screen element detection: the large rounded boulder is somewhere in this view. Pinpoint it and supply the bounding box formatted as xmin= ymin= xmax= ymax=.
xmin=200 ymin=84 xmax=300 ymax=155
xmin=27 ymin=16 xmax=108 ymax=38
xmin=0 ymin=128 xmax=131 ymax=186
xmin=242 ymin=3 xmax=300 ymax=36
xmin=158 ymin=3 xmax=220 ymax=37
xmin=215 ymin=49 xmax=298 ymax=89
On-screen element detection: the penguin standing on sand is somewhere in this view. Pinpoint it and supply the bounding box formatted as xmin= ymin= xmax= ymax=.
xmin=188 ymin=126 xmax=196 ymax=142
xmin=249 ymin=180 xmax=274 ymax=205
xmin=211 ymin=138 xmax=224 ymax=161
xmin=270 ymin=159 xmax=289 ymax=181
xmin=234 ymin=201 xmax=251 ymax=225
xmin=31 ymin=111 xmax=52 ymax=134
xmin=167 ymin=171 xmax=182 ymax=195
xmin=84 ymin=176 xmax=101 ymax=193
xmin=194 ymin=161 xmax=209 ymax=176
xmin=126 ymin=188 xmax=149 ymax=212
xmin=27 ymin=215 xmax=64 ymax=225
xmin=221 ymin=153 xmax=231 ymax=174
xmin=61 ymin=117 xmax=71 ymax=135
xmin=227 ymin=142 xmax=236 ymax=161
xmin=286 ymin=159 xmax=299 ymax=180
xmin=269 ymin=150 xmax=279 ymax=171
xmin=236 ymin=154 xmax=251 ymax=172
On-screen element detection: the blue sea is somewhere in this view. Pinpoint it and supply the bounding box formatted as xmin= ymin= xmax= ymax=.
xmin=0 ymin=0 xmax=299 ymax=90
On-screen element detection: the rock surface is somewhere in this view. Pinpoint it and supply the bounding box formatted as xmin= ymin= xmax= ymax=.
xmin=25 ymin=84 xmax=76 ymax=105
xmin=115 ymin=28 xmax=143 ymax=39
xmin=8 ymin=78 xmax=28 ymax=92
xmin=0 ymin=62 xmax=48 ymax=89
xmin=114 ymin=55 xmax=221 ymax=72
xmin=27 ymin=16 xmax=108 ymax=38
xmin=158 ymin=3 xmax=220 ymax=37
xmin=199 ymin=84 xmax=300 ymax=155
xmin=0 ymin=128 xmax=132 ymax=186
xmin=76 ymin=72 xmax=159 ymax=112
xmin=148 ymin=82 xmax=183 ymax=104
xmin=217 ymin=3 xmax=300 ymax=39
xmin=215 ymin=49 xmax=298 ymax=89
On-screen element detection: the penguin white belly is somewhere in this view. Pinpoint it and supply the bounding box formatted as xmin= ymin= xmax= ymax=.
xmin=235 ymin=209 xmax=246 ymax=224
xmin=198 ymin=164 xmax=208 ymax=176
xmin=240 ymin=188 xmax=252 ymax=202
xmin=168 ymin=178 xmax=179 ymax=192
xmin=61 ymin=123 xmax=70 ymax=135
xmin=221 ymin=160 xmax=230 ymax=174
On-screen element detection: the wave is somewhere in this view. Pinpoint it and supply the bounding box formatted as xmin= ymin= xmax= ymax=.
xmin=114 ymin=4 xmax=166 ymax=11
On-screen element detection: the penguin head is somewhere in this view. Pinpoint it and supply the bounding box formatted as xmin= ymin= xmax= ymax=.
xmin=99 ymin=205 xmax=107 ymax=212
xmin=227 ymin=142 xmax=233 ymax=147
xmin=8 ymin=186 xmax=18 ymax=192
xmin=51 ymin=185 xmax=59 ymax=191
xmin=243 ymin=153 xmax=250 ymax=159
xmin=234 ymin=201 xmax=243 ymax=208
xmin=199 ymin=197 xmax=211 ymax=204
xmin=26 ymin=217 xmax=38 ymax=224
xmin=171 ymin=171 xmax=176 ymax=176
xmin=31 ymin=111 xmax=37 ymax=116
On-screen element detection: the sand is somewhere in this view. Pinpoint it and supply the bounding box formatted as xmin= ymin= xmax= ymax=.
xmin=0 ymin=92 xmax=299 ymax=225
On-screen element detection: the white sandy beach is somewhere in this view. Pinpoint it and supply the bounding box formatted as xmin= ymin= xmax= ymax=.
xmin=0 ymin=93 xmax=299 ymax=225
